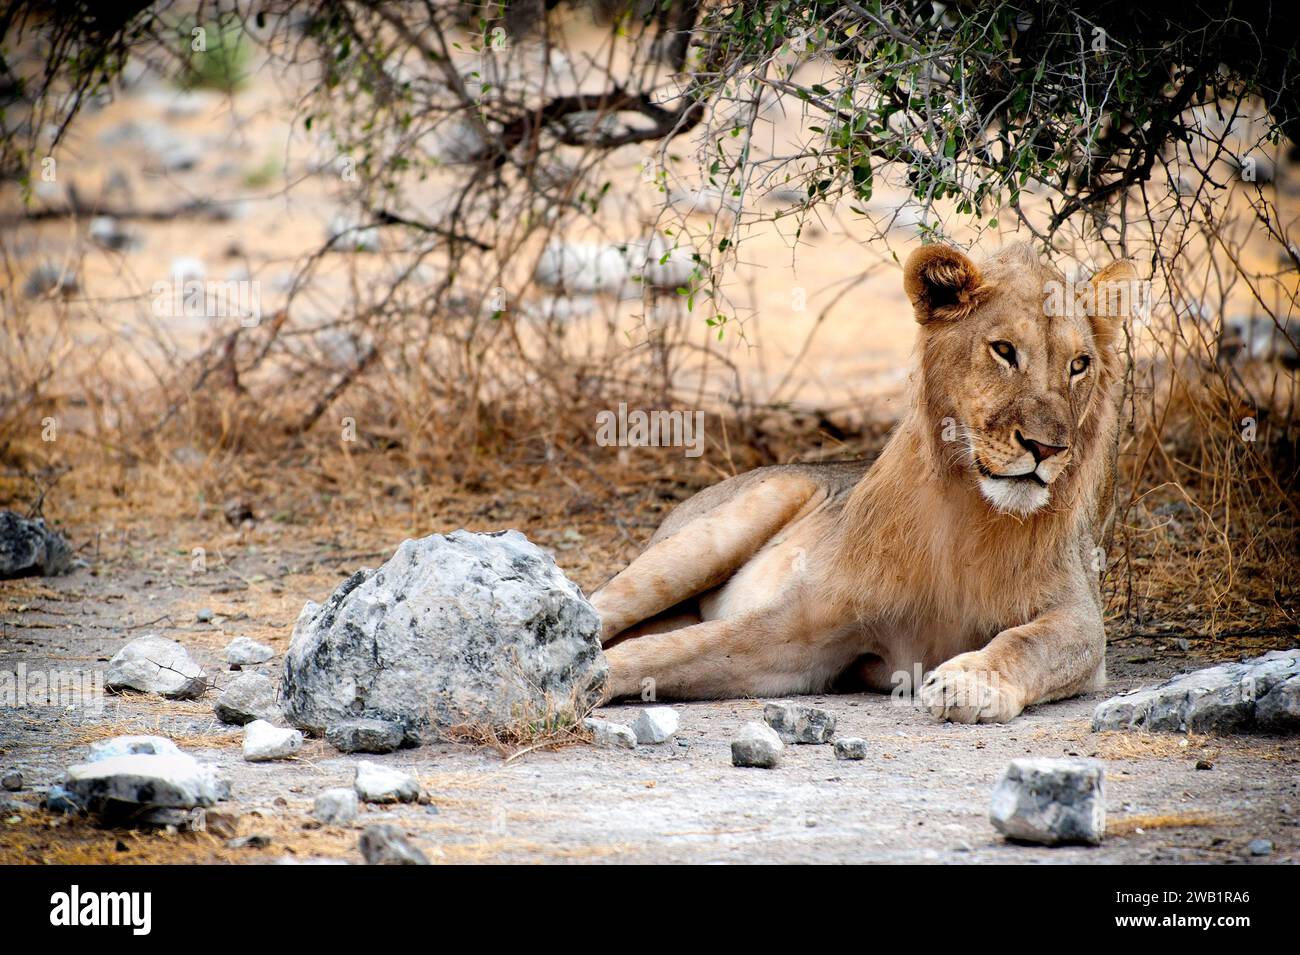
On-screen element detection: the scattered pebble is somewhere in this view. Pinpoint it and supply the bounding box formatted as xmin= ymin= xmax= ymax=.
xmin=763 ymin=701 xmax=835 ymax=744
xmin=196 ymin=608 xmax=215 ymax=623
xmin=242 ymin=720 xmax=303 ymax=762
xmin=359 ymin=824 xmax=428 ymax=865
xmin=989 ymin=757 xmax=1105 ymax=846
xmin=223 ymin=498 xmax=256 ymax=525
xmin=327 ymin=215 xmax=381 ymax=253
xmin=169 ymin=256 xmax=207 ymax=284
xmin=631 ymin=707 xmax=679 ymax=745
xmin=1195 ymin=759 xmax=1214 ymax=770
xmin=1247 ymin=838 xmax=1273 ymax=857
xmin=214 ymin=672 xmax=281 ymax=726
xmin=731 ymin=721 xmax=783 ymax=769
xmin=23 ymin=263 xmax=79 ymax=299
xmin=227 ymin=834 xmax=271 ymax=849
xmin=87 ymin=215 xmax=137 ymax=251
xmin=45 ymin=784 xmax=80 ymax=814
xmin=1 ymin=769 xmax=23 ymax=791
xmin=326 ymin=718 xmax=404 ymax=754
xmin=313 ymin=787 xmax=359 ymax=826
xmin=833 ymin=738 xmax=868 ymax=761
xmin=224 ymin=636 xmax=274 ymax=665
xmin=583 ymin=717 xmax=636 ymax=749
xmin=354 ymin=762 xmax=419 ymax=804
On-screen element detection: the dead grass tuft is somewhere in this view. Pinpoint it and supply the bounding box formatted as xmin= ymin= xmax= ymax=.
xmin=435 ymin=658 xmax=602 ymax=761
xmin=1092 ymin=730 xmax=1218 ymax=761
xmin=1108 ymin=813 xmax=1221 ymax=836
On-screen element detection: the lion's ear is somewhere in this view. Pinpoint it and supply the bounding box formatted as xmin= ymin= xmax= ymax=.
xmin=903 ymin=245 xmax=986 ymax=324
xmin=1086 ymin=258 xmax=1140 ymax=348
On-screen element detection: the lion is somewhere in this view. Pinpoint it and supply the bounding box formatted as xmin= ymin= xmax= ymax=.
xmin=591 ymin=242 xmax=1139 ymax=723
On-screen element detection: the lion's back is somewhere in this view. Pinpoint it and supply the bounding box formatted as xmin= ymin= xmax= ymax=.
xmin=648 ymin=459 xmax=871 ymax=546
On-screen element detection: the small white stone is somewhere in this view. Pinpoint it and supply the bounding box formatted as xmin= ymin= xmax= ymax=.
xmin=731 ymin=721 xmax=783 ymax=768
xmin=631 ymin=707 xmax=679 ymax=744
xmin=224 ymin=636 xmax=274 ymax=665
xmin=242 ymin=720 xmax=303 ymax=762
xmin=313 ymin=787 xmax=359 ymax=825
xmin=354 ymin=762 xmax=419 ymax=804
xmin=584 ymin=717 xmax=636 ymax=749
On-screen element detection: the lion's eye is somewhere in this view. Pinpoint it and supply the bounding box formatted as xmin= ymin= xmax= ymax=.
xmin=1070 ymin=355 xmax=1091 ymax=376
xmin=990 ymin=341 xmax=1018 ymax=368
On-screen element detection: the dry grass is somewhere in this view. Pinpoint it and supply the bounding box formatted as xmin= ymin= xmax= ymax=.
xmin=1108 ymin=813 xmax=1222 ymax=836
xmin=0 ymin=787 xmax=632 ymax=865
xmin=65 ymin=721 xmax=244 ymax=750
xmin=1092 ymin=731 xmax=1220 ymax=761
xmin=440 ymin=685 xmax=600 ymax=762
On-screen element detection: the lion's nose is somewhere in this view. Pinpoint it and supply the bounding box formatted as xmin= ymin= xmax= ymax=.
xmin=1015 ymin=431 xmax=1068 ymax=461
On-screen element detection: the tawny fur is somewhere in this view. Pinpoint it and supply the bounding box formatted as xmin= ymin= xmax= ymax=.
xmin=592 ymin=243 xmax=1138 ymax=723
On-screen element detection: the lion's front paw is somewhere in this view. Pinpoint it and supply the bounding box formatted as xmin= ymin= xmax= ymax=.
xmin=919 ymin=653 xmax=1023 ymax=724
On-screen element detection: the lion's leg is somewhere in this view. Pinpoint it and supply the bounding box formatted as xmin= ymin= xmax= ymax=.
xmin=604 ymin=611 xmax=852 ymax=700
xmin=604 ymin=605 xmax=701 ymax=648
xmin=920 ymin=580 xmax=1105 ymax=723
xmin=591 ymin=474 xmax=816 ymax=644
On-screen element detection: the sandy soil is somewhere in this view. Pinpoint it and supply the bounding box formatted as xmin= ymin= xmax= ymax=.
xmin=2 ymin=493 xmax=1296 ymax=866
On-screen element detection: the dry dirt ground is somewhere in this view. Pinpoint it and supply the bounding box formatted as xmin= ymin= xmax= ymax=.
xmin=1 ymin=475 xmax=1297 ymax=865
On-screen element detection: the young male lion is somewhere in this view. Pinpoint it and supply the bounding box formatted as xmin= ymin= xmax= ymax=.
xmin=592 ymin=242 xmax=1138 ymax=723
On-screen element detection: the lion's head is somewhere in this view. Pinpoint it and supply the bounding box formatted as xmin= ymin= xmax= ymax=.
xmin=903 ymin=242 xmax=1138 ymax=518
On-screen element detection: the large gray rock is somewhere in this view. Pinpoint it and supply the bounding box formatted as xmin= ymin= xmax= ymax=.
xmin=1092 ymin=650 xmax=1300 ymax=734
xmin=214 ymin=672 xmax=281 ymax=725
xmin=1256 ymin=674 xmax=1300 ymax=730
xmin=105 ymin=635 xmax=207 ymax=699
xmin=0 ymin=511 xmax=72 ymax=579
xmin=763 ymin=701 xmax=836 ymax=744
xmin=282 ymin=530 xmax=606 ymax=743
xmin=989 ymin=757 xmax=1105 ymax=846
xmin=65 ymin=752 xmax=228 ymax=812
